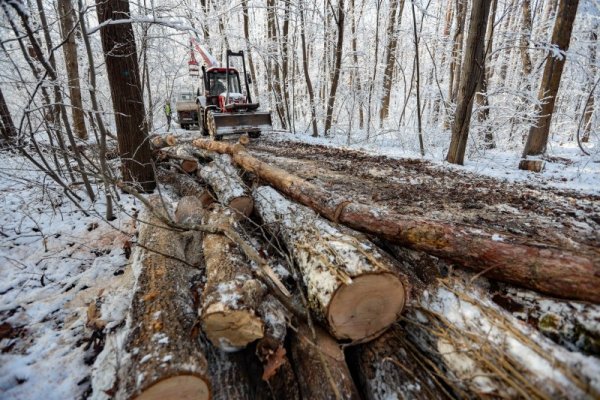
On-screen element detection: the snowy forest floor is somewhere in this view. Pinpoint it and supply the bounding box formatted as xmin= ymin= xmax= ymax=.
xmin=1 ymin=128 xmax=599 ymax=399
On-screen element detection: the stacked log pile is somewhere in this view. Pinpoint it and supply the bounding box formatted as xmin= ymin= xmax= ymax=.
xmin=94 ymin=136 xmax=600 ymax=399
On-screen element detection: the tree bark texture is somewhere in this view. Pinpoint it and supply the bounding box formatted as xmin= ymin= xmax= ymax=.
xmin=324 ymin=0 xmax=345 ymax=136
xmin=299 ymin=0 xmax=319 ymax=137
xmin=582 ymin=29 xmax=597 ymax=142
xmin=156 ymin=168 xmax=214 ymax=207
xmin=122 ymin=197 xmax=210 ymax=399
xmin=96 ymin=0 xmax=155 ymax=191
xmin=289 ymin=324 xmax=361 ymax=400
xmin=448 ymin=0 xmax=467 ymax=104
xmin=348 ymin=324 xmax=451 ymax=400
xmin=446 ymin=0 xmax=492 ymax=165
xmin=199 ymin=154 xmax=253 ymax=217
xmin=192 ymin=139 xmax=600 ymax=303
xmin=57 ymin=0 xmax=87 ymax=140
xmin=522 ymin=0 xmax=580 ymax=157
xmin=254 ymin=185 xmax=407 ymax=342
xmin=0 ymin=88 xmax=17 ymax=145
xmin=379 ymin=0 xmax=405 ymax=124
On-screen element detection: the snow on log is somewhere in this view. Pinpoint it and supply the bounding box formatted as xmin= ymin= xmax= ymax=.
xmin=289 ymin=324 xmax=361 ymax=399
xmin=253 ymin=185 xmax=406 ymax=342
xmin=192 ymin=139 xmax=600 ymax=304
xmin=404 ymin=272 xmax=600 ymax=399
xmin=175 ymin=197 xmax=265 ymax=351
xmin=347 ymin=324 xmax=450 ymax=400
xmin=122 ymin=197 xmax=210 ymax=399
xmin=199 ymin=153 xmax=253 ymax=217
xmin=156 ymin=168 xmax=215 ymax=208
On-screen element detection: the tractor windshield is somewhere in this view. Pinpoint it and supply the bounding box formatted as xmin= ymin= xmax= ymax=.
xmin=207 ymin=72 xmax=241 ymax=96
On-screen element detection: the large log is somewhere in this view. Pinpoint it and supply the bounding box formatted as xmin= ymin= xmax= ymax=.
xmin=348 ymin=324 xmax=451 ymax=400
xmin=192 ymin=139 xmax=600 ymax=303
xmin=175 ymin=197 xmax=265 ymax=351
xmin=150 ymin=133 xmax=176 ymax=149
xmin=199 ymin=153 xmax=253 ymax=217
xmin=122 ymin=197 xmax=210 ymax=399
xmin=404 ymin=272 xmax=600 ymax=399
xmin=253 ymin=185 xmax=407 ymax=342
xmin=289 ymin=324 xmax=361 ymax=400
xmin=157 ymin=168 xmax=215 ymax=208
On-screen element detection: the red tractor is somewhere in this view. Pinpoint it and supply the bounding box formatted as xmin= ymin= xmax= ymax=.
xmin=196 ymin=50 xmax=272 ymax=140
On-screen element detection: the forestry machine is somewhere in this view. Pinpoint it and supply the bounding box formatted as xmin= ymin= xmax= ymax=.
xmin=191 ymin=41 xmax=272 ymax=140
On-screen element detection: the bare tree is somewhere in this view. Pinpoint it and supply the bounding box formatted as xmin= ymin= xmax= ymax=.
xmin=521 ymin=0 xmax=579 ymax=161
xmin=582 ymin=29 xmax=597 ymax=143
xmin=446 ymin=0 xmax=492 ymax=165
xmin=299 ymin=0 xmax=319 ymax=137
xmin=449 ymin=0 xmax=467 ymax=104
xmin=324 ymin=0 xmax=345 ymax=136
xmin=96 ymin=0 xmax=156 ymax=191
xmin=379 ymin=0 xmax=405 ymax=125
xmin=57 ymin=0 xmax=87 ymax=140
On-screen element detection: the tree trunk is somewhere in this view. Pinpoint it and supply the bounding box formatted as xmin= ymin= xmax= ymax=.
xmin=57 ymin=0 xmax=87 ymax=140
xmin=405 ymin=273 xmax=600 ymax=399
xmin=324 ymin=0 xmax=345 ymax=136
xmin=0 ymin=88 xmax=17 ymax=146
xmin=96 ymin=0 xmax=156 ymax=192
xmin=379 ymin=0 xmax=405 ymax=125
xmin=448 ymin=0 xmax=467 ymax=104
xmin=350 ymin=0 xmax=364 ymax=129
xmin=122 ymin=197 xmax=210 ymax=399
xmin=241 ymin=0 xmax=259 ymax=100
xmin=446 ymin=0 xmax=492 ymax=165
xmin=521 ymin=0 xmax=580 ymax=158
xmin=519 ymin=0 xmax=534 ymax=76
xmin=289 ymin=324 xmax=361 ymax=399
xmin=582 ymin=29 xmax=597 ymax=143
xmin=348 ymin=324 xmax=451 ymax=400
xmin=199 ymin=154 xmax=253 ymax=217
xmin=254 ymin=185 xmax=407 ymax=342
xmin=192 ymin=139 xmax=600 ymax=303
xmin=299 ymin=0 xmax=319 ymax=137
xmin=266 ymin=0 xmax=287 ymax=129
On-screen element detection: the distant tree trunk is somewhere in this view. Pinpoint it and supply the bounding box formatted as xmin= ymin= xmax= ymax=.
xmin=449 ymin=0 xmax=467 ymax=104
xmin=0 ymin=88 xmax=17 ymax=146
xmin=446 ymin=0 xmax=492 ymax=165
xmin=281 ymin=0 xmax=292 ymax=130
xmin=475 ymin=0 xmax=497 ymax=148
xmin=350 ymin=0 xmax=364 ymax=129
xmin=299 ymin=0 xmax=319 ymax=137
xmin=324 ymin=0 xmax=345 ymax=136
xmin=411 ymin=1 xmax=425 ymax=156
xmin=241 ymin=0 xmax=259 ymax=100
xmin=366 ymin=0 xmax=382 ymax=139
xmin=519 ymin=0 xmax=533 ymax=77
xmin=266 ymin=0 xmax=287 ymax=129
xmin=96 ymin=0 xmax=156 ymax=192
xmin=521 ymin=0 xmax=579 ymax=159
xmin=57 ymin=0 xmax=87 ymax=140
xmin=433 ymin=1 xmax=454 ymax=124
xmin=379 ymin=0 xmax=405 ymax=125
xmin=582 ymin=29 xmax=597 ymax=143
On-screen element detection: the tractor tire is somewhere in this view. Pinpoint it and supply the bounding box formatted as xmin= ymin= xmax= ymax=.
xmin=199 ymin=109 xmax=209 ymax=136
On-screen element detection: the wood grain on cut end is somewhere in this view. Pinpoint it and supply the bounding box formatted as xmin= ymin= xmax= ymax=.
xmin=203 ymin=309 xmax=264 ymax=351
xmin=135 ymin=375 xmax=209 ymax=400
xmin=229 ymin=196 xmax=254 ymax=217
xmin=328 ymin=272 xmax=405 ymax=341
xmin=181 ymin=159 xmax=198 ymax=173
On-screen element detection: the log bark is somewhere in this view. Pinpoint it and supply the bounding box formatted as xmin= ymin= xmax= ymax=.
xmin=192 ymin=139 xmax=600 ymax=304
xmin=199 ymin=154 xmax=253 ymax=217
xmin=156 ymin=168 xmax=214 ymax=207
xmin=289 ymin=324 xmax=361 ymax=399
xmin=175 ymin=197 xmax=265 ymax=351
xmin=123 ymin=197 xmax=210 ymax=399
xmin=348 ymin=324 xmax=451 ymax=400
xmin=254 ymin=185 xmax=407 ymax=342
xmin=404 ymin=272 xmax=600 ymax=399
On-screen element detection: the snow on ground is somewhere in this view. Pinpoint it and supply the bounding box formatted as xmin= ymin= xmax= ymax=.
xmin=265 ymin=130 xmax=600 ymax=195
xmin=0 ymin=154 xmax=138 ymax=399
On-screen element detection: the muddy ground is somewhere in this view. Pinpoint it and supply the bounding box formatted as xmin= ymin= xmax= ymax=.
xmin=247 ymin=139 xmax=600 ymax=254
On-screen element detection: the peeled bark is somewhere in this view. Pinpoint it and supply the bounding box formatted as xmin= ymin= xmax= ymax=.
xmin=290 ymin=324 xmax=361 ymax=399
xmin=123 ymin=197 xmax=210 ymax=399
xmin=348 ymin=324 xmax=450 ymax=400
xmin=199 ymin=154 xmax=253 ymax=217
xmin=254 ymin=185 xmax=407 ymax=342
xmin=192 ymin=139 xmax=600 ymax=303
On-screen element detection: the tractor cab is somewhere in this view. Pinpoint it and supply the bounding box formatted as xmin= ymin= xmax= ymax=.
xmin=202 ymin=68 xmax=244 ymax=110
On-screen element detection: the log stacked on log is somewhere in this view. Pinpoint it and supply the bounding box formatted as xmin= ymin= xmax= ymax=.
xmin=199 ymin=153 xmax=253 ymax=217
xmin=254 ymin=185 xmax=407 ymax=342
xmin=150 ymin=133 xmax=176 ymax=149
xmin=122 ymin=197 xmax=210 ymax=399
xmin=192 ymin=139 xmax=600 ymax=304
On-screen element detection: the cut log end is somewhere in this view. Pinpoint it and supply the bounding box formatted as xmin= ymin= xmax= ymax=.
xmin=229 ymin=196 xmax=254 ymax=217
xmin=135 ymin=375 xmax=209 ymax=400
xmin=518 ymin=159 xmax=545 ymax=172
xmin=328 ymin=273 xmax=405 ymax=342
xmin=181 ymin=159 xmax=198 ymax=173
xmin=203 ymin=310 xmax=264 ymax=351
